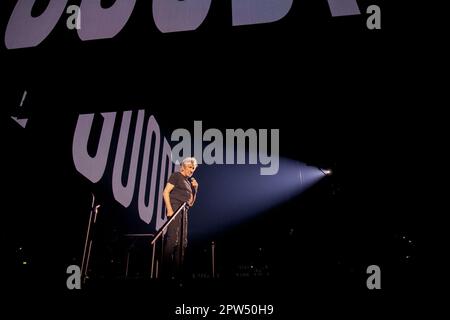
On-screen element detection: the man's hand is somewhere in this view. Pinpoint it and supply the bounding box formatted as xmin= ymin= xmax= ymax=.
xmin=190 ymin=178 xmax=199 ymax=190
xmin=163 ymin=182 xmax=175 ymax=218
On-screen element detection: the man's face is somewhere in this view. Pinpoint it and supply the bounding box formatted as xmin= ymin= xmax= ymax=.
xmin=181 ymin=163 xmax=196 ymax=177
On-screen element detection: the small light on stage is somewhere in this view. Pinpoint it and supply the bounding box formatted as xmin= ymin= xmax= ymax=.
xmin=321 ymin=169 xmax=332 ymax=176
xmin=22 ymin=261 xmax=27 ymax=265
xmin=190 ymin=159 xmax=329 ymax=238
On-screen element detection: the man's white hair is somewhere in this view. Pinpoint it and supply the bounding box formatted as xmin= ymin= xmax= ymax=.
xmin=181 ymin=157 xmax=198 ymax=168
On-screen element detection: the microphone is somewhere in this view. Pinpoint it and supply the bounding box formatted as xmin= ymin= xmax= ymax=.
xmin=188 ymin=176 xmax=198 ymax=192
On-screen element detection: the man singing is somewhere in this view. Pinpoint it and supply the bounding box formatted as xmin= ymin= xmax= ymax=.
xmin=162 ymin=157 xmax=199 ymax=279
